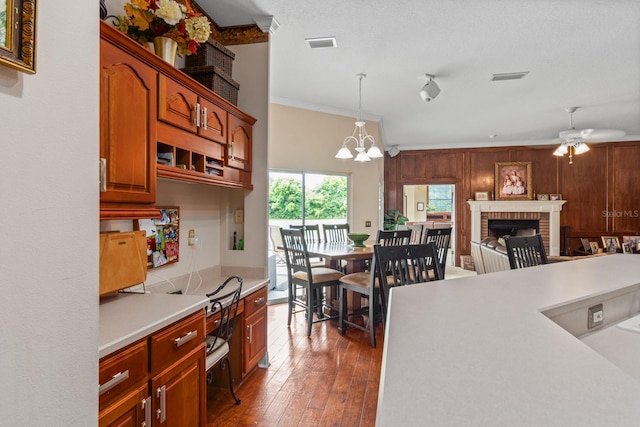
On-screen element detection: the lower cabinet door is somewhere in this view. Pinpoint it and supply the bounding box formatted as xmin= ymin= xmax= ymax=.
xmin=243 ymin=305 xmax=267 ymax=376
xmin=151 ymin=346 xmax=206 ymax=427
xmin=99 ymin=383 xmax=149 ymax=427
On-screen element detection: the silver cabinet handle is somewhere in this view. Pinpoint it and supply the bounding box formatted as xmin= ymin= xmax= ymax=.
xmin=142 ymin=396 xmax=151 ymax=427
xmin=254 ymin=297 xmax=265 ymax=307
xmin=247 ymin=324 xmax=253 ymax=344
xmin=99 ymin=158 xmax=106 ymax=193
xmin=202 ymin=107 xmax=208 ymax=130
xmin=99 ymin=369 xmax=129 ymax=395
xmin=194 ymin=103 xmax=201 ymax=127
xmin=229 ymin=143 xmax=235 ymax=161
xmin=156 ymin=386 xmax=166 ymax=423
xmin=174 ymin=330 xmax=197 ymax=347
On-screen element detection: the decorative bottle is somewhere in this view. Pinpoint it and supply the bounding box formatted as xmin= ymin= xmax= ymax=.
xmin=232 ymin=232 xmax=237 ymax=250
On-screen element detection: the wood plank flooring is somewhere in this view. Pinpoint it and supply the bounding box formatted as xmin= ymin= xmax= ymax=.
xmin=206 ymin=302 xmax=384 ymax=426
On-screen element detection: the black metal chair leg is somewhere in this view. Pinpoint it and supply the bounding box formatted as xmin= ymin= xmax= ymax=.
xmin=221 ymin=355 xmax=241 ymax=405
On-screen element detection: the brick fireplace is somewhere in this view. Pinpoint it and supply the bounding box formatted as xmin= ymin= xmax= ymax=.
xmin=467 ymin=200 xmax=566 ymax=256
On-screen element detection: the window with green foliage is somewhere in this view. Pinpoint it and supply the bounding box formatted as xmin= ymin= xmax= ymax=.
xmin=269 ymin=171 xmax=348 ymax=223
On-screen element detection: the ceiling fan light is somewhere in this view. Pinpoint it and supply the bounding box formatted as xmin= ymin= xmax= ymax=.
xmin=573 ymin=142 xmax=590 ymax=154
xmin=335 ymin=145 xmax=353 ymax=159
xmin=553 ymin=145 xmax=568 ymax=156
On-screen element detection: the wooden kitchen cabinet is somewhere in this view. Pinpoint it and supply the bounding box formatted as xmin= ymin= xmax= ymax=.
xmin=158 ymin=75 xmax=227 ymax=144
xmin=100 ymin=33 xmax=158 ymax=220
xmin=151 ymin=346 xmax=206 ymax=427
xmin=227 ymin=113 xmax=252 ymax=172
xmin=99 ymin=384 xmax=149 ymax=427
xmin=99 ymin=309 xmax=206 ymax=426
xmin=242 ymin=287 xmax=267 ymax=376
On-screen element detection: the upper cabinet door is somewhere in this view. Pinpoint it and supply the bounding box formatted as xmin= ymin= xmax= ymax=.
xmin=227 ymin=113 xmax=252 ymax=172
xmin=100 ymin=39 xmax=157 ymax=206
xmin=197 ymin=97 xmax=227 ymax=144
xmin=158 ymin=75 xmax=199 ymax=134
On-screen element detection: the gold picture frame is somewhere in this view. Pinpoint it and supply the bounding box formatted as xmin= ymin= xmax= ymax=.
xmin=495 ymin=162 xmax=532 ymax=200
xmin=475 ymin=191 xmax=489 ymax=201
xmin=601 ymin=236 xmax=620 ymax=251
xmin=550 ymin=194 xmax=562 ymax=201
xmin=0 ymin=0 xmax=37 ymax=74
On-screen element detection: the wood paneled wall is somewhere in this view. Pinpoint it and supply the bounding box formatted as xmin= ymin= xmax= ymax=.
xmin=384 ymin=141 xmax=640 ymax=265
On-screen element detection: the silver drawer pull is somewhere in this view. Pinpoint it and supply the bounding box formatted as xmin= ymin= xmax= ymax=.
xmin=174 ymin=330 xmax=197 ymax=347
xmin=142 ymin=396 xmax=151 ymax=427
xmin=99 ymin=369 xmax=129 ymax=395
xmin=213 ymin=315 xmax=228 ymax=329
xmin=254 ymin=297 xmax=265 ymax=307
xmin=194 ymin=103 xmax=201 ymax=127
xmin=99 ymin=158 xmax=106 ymax=193
xmin=156 ymin=386 xmax=166 ymax=423
xmin=202 ymin=107 xmax=208 ymax=130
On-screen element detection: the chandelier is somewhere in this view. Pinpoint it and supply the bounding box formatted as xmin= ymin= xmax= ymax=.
xmin=335 ymin=73 xmax=383 ymax=162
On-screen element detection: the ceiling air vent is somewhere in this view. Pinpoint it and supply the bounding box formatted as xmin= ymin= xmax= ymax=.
xmin=490 ymin=72 xmax=529 ymax=81
xmin=306 ymin=37 xmax=337 ymax=49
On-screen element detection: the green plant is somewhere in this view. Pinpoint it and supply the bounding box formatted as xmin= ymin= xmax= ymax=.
xmin=383 ymin=209 xmax=408 ymax=230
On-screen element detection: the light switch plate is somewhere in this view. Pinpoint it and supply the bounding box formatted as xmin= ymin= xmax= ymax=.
xmin=234 ymin=209 xmax=244 ymax=224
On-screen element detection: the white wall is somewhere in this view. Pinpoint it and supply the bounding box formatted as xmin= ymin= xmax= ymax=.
xmin=0 ymin=1 xmax=98 ymax=425
xmin=269 ymin=104 xmax=384 ymax=236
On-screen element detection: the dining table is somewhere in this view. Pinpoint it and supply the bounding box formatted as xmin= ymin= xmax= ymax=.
xmin=304 ymin=242 xmax=374 ymax=316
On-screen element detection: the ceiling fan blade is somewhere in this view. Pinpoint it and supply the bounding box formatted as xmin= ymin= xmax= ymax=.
xmin=558 ymin=129 xmax=581 ymax=139
xmin=579 ymin=128 xmax=626 ymax=141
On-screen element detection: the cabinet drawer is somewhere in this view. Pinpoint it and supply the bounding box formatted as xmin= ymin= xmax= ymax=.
xmin=99 ymin=339 xmax=148 ymax=409
xmin=150 ymin=310 xmax=205 ymax=373
xmin=244 ymin=287 xmax=267 ymax=317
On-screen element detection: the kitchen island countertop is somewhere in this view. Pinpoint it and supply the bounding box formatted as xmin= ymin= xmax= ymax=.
xmin=377 ymin=254 xmax=640 ymax=426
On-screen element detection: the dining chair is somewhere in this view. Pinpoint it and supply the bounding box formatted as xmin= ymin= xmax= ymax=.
xmin=408 ymin=224 xmax=424 ymax=244
xmin=280 ymin=228 xmax=344 ymax=336
xmin=322 ymin=223 xmax=351 ymax=273
xmin=504 ymin=234 xmax=549 ymax=269
xmin=376 ymin=229 xmax=412 ymax=246
xmin=205 ymin=275 xmax=243 ymax=405
xmin=268 ymin=225 xmax=286 ymax=264
xmin=422 ymin=227 xmax=452 ymax=280
xmin=289 ymin=224 xmax=322 ymax=243
xmin=374 ymin=243 xmax=443 ymax=324
xmin=336 ymin=229 xmax=412 ymax=347
xmin=322 ymin=223 xmax=350 ymax=243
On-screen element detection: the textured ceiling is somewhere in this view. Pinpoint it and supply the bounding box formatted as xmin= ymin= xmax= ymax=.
xmin=197 ymin=0 xmax=640 ymax=152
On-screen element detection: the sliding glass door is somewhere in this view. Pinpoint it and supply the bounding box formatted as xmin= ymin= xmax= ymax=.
xmin=268 ymin=170 xmax=349 ymax=229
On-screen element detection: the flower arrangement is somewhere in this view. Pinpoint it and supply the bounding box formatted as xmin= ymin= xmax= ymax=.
xmin=115 ymin=0 xmax=211 ymax=56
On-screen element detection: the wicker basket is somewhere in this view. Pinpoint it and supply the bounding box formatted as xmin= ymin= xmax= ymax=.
xmin=185 ymin=39 xmax=235 ymax=75
xmin=183 ymin=65 xmax=240 ymax=105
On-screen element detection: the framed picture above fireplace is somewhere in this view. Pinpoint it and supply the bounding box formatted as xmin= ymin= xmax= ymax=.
xmin=494 ymin=162 xmax=532 ymax=200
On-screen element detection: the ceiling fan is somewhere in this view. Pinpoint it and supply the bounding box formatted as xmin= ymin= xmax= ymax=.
xmin=553 ymin=107 xmax=626 ymax=164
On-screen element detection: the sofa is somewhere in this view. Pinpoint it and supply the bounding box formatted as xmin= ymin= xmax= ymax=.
xmin=471 ymin=236 xmax=607 ymax=274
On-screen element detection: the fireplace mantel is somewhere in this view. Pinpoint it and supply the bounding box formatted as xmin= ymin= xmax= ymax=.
xmin=467 ymin=200 xmax=566 ymax=256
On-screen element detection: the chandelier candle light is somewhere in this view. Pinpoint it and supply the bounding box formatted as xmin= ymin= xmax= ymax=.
xmin=335 ymin=73 xmax=383 ymax=162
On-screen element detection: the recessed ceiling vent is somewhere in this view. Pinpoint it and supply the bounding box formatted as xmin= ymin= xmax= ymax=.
xmin=490 ymin=72 xmax=529 ymax=81
xmin=306 ymin=37 xmax=337 ymax=49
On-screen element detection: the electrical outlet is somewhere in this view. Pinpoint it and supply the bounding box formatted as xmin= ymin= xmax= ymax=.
xmin=188 ymin=229 xmax=195 ymax=246
xmin=588 ymin=303 xmax=604 ymax=329
xmin=365 ymin=220 xmax=371 ymax=227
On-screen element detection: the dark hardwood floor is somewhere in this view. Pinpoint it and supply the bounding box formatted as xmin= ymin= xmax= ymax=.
xmin=206 ymin=302 xmax=384 ymax=426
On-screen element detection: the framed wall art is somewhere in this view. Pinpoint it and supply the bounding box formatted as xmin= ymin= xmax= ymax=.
xmin=135 ymin=207 xmax=180 ymax=268
xmin=417 ymin=202 xmax=425 ymax=211
xmin=0 ymin=0 xmax=37 ymax=74
xmin=494 ymin=162 xmax=532 ymax=200
xmin=475 ymin=191 xmax=489 ymax=201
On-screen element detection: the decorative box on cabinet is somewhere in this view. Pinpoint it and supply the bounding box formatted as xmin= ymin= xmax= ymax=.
xmin=100 ymin=31 xmax=159 ymax=220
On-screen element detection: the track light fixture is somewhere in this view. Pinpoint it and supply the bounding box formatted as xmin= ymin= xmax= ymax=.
xmin=419 ymin=73 xmax=440 ymax=102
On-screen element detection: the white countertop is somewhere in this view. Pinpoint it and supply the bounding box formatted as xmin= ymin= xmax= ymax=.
xmin=377 ymin=255 xmax=640 ymax=426
xmin=99 ymin=276 xmax=268 ymax=359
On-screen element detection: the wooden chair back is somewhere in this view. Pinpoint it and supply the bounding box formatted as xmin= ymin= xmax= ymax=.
xmin=504 ymin=234 xmax=549 ymax=269
xmin=322 ymin=223 xmax=350 ymax=243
